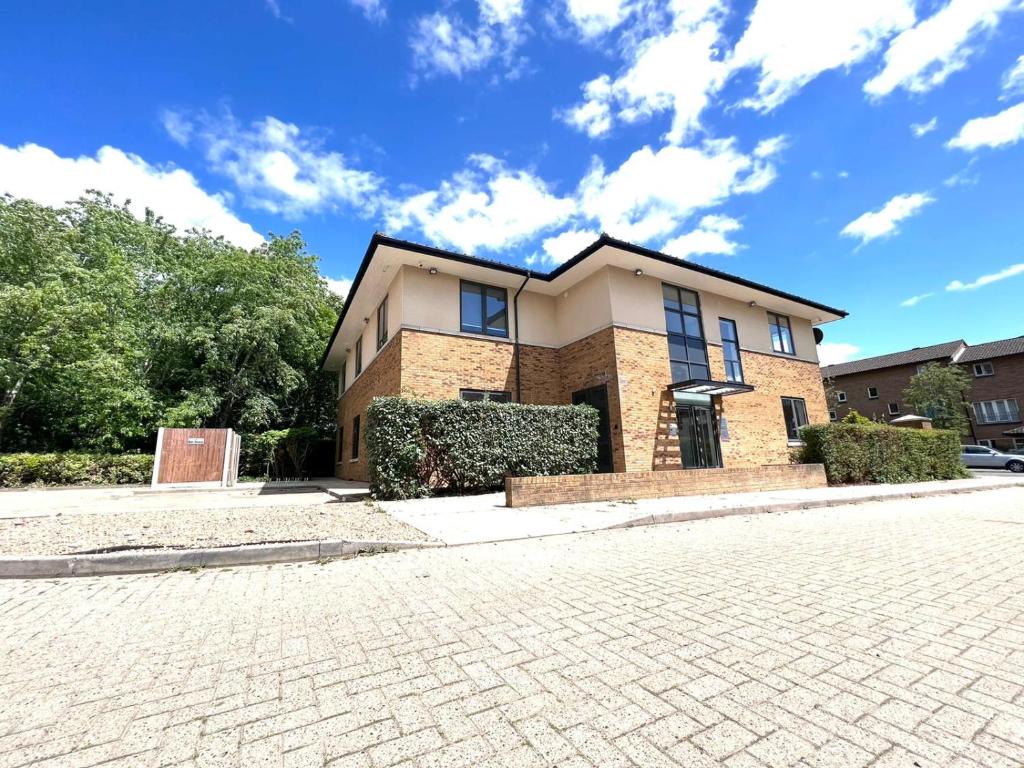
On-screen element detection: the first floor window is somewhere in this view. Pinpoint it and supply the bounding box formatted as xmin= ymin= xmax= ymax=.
xmin=867 ymin=386 xmax=878 ymax=399
xmin=664 ymin=283 xmax=709 ymax=382
xmin=355 ymin=336 xmax=363 ymax=376
xmin=351 ymin=415 xmax=360 ymax=460
xmin=768 ymin=312 xmax=795 ymax=355
xmin=836 ymin=391 xmax=847 ymax=403
xmin=888 ymin=402 xmax=900 ymax=415
xmin=376 ymin=295 xmax=389 ymax=350
xmin=973 ymin=361 xmax=994 ymax=377
xmin=973 ymin=399 xmax=1020 ymax=424
xmin=781 ymin=397 xmax=809 ymax=442
xmin=460 ymin=389 xmax=512 ymax=402
xmin=719 ymin=318 xmax=743 ymax=383
xmin=461 ymin=280 xmax=508 ymax=337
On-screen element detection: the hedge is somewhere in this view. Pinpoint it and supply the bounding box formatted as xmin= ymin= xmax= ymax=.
xmin=365 ymin=397 xmax=599 ymax=500
xmin=0 ymin=452 xmax=154 ymax=487
xmin=799 ymin=423 xmax=969 ymax=485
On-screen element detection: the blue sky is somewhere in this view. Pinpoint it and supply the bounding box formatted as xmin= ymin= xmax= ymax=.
xmin=2 ymin=0 xmax=1023 ymax=365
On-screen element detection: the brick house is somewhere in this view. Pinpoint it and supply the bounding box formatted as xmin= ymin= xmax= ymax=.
xmin=322 ymin=233 xmax=847 ymax=482
xmin=821 ymin=336 xmax=1024 ymax=451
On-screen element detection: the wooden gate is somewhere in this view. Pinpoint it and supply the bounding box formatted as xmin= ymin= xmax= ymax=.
xmin=152 ymin=428 xmax=241 ymax=487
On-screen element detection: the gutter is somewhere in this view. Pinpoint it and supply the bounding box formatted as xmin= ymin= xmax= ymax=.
xmin=512 ymin=272 xmax=531 ymax=402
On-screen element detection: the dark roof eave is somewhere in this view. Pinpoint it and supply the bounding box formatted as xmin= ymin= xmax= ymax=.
xmin=320 ymin=232 xmax=849 ymax=369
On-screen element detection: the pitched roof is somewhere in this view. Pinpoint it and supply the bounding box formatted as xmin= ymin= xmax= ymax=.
xmin=958 ymin=335 xmax=1024 ymax=362
xmin=820 ymin=340 xmax=966 ymax=378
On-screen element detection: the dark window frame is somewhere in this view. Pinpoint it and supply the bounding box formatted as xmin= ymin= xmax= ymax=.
xmin=663 ymin=283 xmax=710 ymax=383
xmin=351 ymin=415 xmax=360 ymax=461
xmin=718 ymin=317 xmax=744 ymax=383
xmin=339 ymin=360 xmax=347 ymax=395
xmin=354 ymin=336 xmax=363 ymax=377
xmin=459 ymin=389 xmax=513 ymax=403
xmin=376 ymin=295 xmax=388 ymax=351
xmin=460 ymin=280 xmax=509 ymax=338
xmin=337 ymin=426 xmax=344 ymax=463
xmin=767 ymin=311 xmax=795 ymax=356
xmin=781 ymin=396 xmax=809 ymax=442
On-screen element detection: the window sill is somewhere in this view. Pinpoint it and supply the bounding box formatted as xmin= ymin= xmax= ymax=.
xmin=787 ymin=440 xmax=805 ymax=447
xmin=349 ymin=458 xmax=359 ymax=463
xmin=459 ymin=328 xmax=510 ymax=341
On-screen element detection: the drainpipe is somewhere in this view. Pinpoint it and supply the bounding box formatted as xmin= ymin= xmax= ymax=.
xmin=513 ymin=272 xmax=531 ymax=403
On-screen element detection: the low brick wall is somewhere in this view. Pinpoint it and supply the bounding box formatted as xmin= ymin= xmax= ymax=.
xmin=505 ymin=464 xmax=827 ymax=507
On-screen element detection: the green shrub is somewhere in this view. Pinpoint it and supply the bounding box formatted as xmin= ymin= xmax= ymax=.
xmin=0 ymin=452 xmax=154 ymax=487
xmin=800 ymin=423 xmax=969 ymax=485
xmin=366 ymin=397 xmax=599 ymax=500
xmin=239 ymin=427 xmax=323 ymax=479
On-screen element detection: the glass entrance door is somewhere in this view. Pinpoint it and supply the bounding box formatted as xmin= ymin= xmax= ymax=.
xmin=676 ymin=404 xmax=721 ymax=469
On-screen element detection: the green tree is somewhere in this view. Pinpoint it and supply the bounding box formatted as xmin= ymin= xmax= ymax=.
xmin=903 ymin=362 xmax=972 ymax=434
xmin=0 ymin=194 xmax=341 ymax=452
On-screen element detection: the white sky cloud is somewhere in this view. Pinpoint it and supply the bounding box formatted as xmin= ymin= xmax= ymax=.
xmin=840 ymin=192 xmax=934 ymax=246
xmin=349 ymin=0 xmax=386 ymax=22
xmin=864 ymin=0 xmax=1022 ymax=98
xmin=946 ymin=263 xmax=1024 ymax=291
xmin=910 ymin=117 xmax=938 ymax=137
xmin=731 ymin=0 xmax=915 ymax=111
xmin=385 ymin=154 xmax=575 ymax=253
xmin=541 ymin=229 xmax=599 ymax=265
xmin=1002 ymin=54 xmax=1024 ymax=97
xmin=661 ymin=214 xmax=742 ymax=259
xmin=577 ymin=138 xmax=781 ymax=242
xmin=0 ymin=142 xmax=263 ymax=248
xmin=324 ymin=276 xmax=354 ymax=298
xmin=410 ymin=0 xmax=526 ymax=80
xmin=561 ymin=1 xmax=728 ymax=144
xmin=164 ymin=110 xmax=383 ymax=218
xmin=947 ymin=102 xmax=1024 ymax=150
xmin=900 ymin=292 xmax=934 ymax=307
xmin=818 ymin=342 xmax=861 ymax=367
xmin=562 ymin=0 xmax=634 ymax=38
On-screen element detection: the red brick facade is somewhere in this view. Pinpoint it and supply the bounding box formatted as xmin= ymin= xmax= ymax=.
xmin=336 ymin=326 xmax=831 ymax=481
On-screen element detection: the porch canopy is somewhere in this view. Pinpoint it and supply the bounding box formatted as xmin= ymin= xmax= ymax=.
xmin=1002 ymin=426 xmax=1024 ymax=436
xmin=667 ymin=378 xmax=754 ymax=397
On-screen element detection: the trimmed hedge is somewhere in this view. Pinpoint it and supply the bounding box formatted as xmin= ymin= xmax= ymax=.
xmin=800 ymin=423 xmax=969 ymax=485
xmin=365 ymin=397 xmax=599 ymax=500
xmin=0 ymin=452 xmax=154 ymax=487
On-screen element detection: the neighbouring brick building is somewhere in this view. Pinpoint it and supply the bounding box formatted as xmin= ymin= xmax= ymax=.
xmin=821 ymin=336 xmax=1024 ymax=451
xmin=322 ymin=233 xmax=847 ymax=481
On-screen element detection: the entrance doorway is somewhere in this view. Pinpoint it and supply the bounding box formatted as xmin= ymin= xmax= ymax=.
xmin=572 ymin=384 xmax=614 ymax=473
xmin=676 ymin=404 xmax=721 ymax=469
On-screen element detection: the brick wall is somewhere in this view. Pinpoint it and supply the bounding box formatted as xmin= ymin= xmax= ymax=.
xmin=556 ymin=327 xmax=626 ymax=472
xmin=506 ymin=463 xmax=827 ymax=507
xmin=336 ymin=333 xmax=402 ymax=482
xmin=825 ymin=364 xmax=921 ymax=423
xmin=716 ymin=347 xmax=831 ymax=467
xmin=959 ymin=355 xmax=1024 ymax=449
xmin=609 ymin=326 xmax=675 ymax=472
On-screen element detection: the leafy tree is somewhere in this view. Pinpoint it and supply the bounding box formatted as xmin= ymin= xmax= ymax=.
xmin=841 ymin=409 xmax=873 ymax=425
xmin=0 ymin=194 xmax=341 ymax=452
xmin=903 ymin=362 xmax=972 ymax=434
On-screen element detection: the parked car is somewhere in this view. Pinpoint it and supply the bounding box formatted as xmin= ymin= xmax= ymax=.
xmin=960 ymin=445 xmax=1024 ymax=473
xmin=1007 ymin=448 xmax=1024 ymax=456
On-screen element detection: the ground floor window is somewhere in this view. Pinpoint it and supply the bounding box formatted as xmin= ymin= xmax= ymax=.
xmin=973 ymin=399 xmax=1020 ymax=424
xmin=459 ymin=389 xmax=512 ymax=402
xmin=336 ymin=427 xmax=344 ymax=463
xmin=829 ymin=410 xmax=838 ymax=421
xmin=781 ymin=397 xmax=809 ymax=442
xmin=978 ymin=439 xmax=993 ymax=448
xmin=888 ymin=402 xmax=900 ymax=415
xmin=351 ymin=415 xmax=360 ymax=460
xmin=1015 ymin=438 xmax=1024 ymax=449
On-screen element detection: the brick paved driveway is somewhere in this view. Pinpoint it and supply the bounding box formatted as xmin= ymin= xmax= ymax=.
xmin=2 ymin=488 xmax=1024 ymax=767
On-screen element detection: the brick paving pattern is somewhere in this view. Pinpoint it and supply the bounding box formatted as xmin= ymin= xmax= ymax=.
xmin=1 ymin=488 xmax=1023 ymax=767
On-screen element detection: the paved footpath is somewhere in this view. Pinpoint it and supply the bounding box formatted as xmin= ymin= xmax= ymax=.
xmin=2 ymin=489 xmax=1024 ymax=768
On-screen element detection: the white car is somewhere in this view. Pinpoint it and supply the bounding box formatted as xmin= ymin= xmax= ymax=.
xmin=961 ymin=445 xmax=1024 ymax=473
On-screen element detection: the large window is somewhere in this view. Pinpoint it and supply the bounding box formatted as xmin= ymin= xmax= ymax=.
xmin=354 ymin=336 xmax=363 ymax=376
xmin=781 ymin=397 xmax=809 ymax=442
xmin=351 ymin=415 xmax=360 ymax=460
xmin=460 ymin=389 xmax=512 ymax=402
xmin=719 ymin=318 xmax=743 ymax=383
xmin=376 ymin=295 xmax=388 ymax=351
xmin=664 ymin=284 xmax=708 ymax=382
xmin=461 ymin=281 xmax=508 ymax=337
xmin=973 ymin=399 xmax=1020 ymax=424
xmin=768 ymin=312 xmax=795 ymax=355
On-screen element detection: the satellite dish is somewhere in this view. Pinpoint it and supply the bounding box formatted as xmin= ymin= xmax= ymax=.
xmin=813 ymin=327 xmax=824 ymax=344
